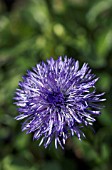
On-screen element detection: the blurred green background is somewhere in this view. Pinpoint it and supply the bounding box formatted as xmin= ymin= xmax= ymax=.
xmin=0 ymin=0 xmax=112 ymax=170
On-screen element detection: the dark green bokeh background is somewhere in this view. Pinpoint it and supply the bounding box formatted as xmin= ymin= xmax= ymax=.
xmin=0 ymin=0 xmax=112 ymax=170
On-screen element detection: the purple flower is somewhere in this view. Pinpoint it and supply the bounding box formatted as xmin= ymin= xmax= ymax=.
xmin=14 ymin=57 xmax=105 ymax=148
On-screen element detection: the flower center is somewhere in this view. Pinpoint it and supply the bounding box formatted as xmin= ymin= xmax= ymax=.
xmin=47 ymin=91 xmax=65 ymax=106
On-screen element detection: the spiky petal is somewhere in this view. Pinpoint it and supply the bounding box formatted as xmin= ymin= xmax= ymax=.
xmin=14 ymin=57 xmax=105 ymax=148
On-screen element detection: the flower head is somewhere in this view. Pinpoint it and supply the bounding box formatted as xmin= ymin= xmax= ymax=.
xmin=14 ymin=57 xmax=105 ymax=148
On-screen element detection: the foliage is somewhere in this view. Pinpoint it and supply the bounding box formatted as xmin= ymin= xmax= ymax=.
xmin=0 ymin=0 xmax=112 ymax=170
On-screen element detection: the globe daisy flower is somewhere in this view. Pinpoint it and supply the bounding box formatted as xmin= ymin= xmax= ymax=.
xmin=14 ymin=56 xmax=105 ymax=149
